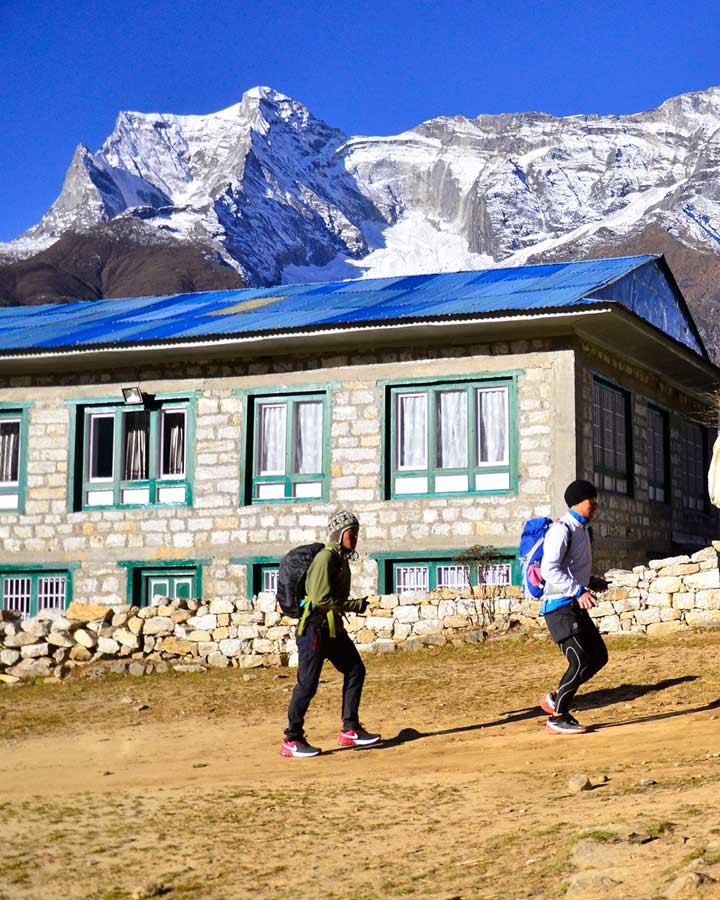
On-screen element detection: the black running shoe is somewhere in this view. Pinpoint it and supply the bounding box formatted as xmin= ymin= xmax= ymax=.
xmin=545 ymin=713 xmax=587 ymax=735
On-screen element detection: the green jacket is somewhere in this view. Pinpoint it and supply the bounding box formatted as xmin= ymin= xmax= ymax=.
xmin=298 ymin=543 xmax=365 ymax=637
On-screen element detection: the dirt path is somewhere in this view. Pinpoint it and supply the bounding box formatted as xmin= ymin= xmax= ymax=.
xmin=1 ymin=632 xmax=720 ymax=899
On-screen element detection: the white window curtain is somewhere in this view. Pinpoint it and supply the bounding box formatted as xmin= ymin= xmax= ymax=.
xmin=161 ymin=411 xmax=186 ymax=477
xmin=2 ymin=576 xmax=31 ymax=618
xmin=37 ymin=576 xmax=66 ymax=611
xmin=397 ymin=393 xmax=427 ymax=469
xmin=262 ymin=569 xmax=279 ymax=594
xmin=436 ymin=390 xmax=467 ymax=469
xmin=436 ymin=564 xmax=469 ymax=588
xmin=293 ymin=401 xmax=323 ymax=474
xmin=479 ymin=564 xmax=512 ymax=585
xmin=258 ymin=403 xmax=287 ymax=475
xmin=477 ymin=388 xmax=508 ymax=464
xmin=122 ymin=411 xmax=150 ymax=481
xmin=0 ymin=420 xmax=20 ymax=483
xmin=396 ymin=566 xmax=429 ymax=593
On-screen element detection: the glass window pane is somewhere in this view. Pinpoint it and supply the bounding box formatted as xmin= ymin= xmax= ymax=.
xmin=161 ymin=410 xmax=186 ymax=477
xmin=262 ymin=569 xmax=279 ymax=594
xmin=436 ymin=564 xmax=469 ymax=588
xmin=148 ymin=578 xmax=169 ymax=603
xmin=479 ymin=564 xmax=512 ymax=585
xmin=436 ymin=391 xmax=467 ymax=469
xmin=681 ymin=421 xmax=705 ymax=508
xmin=603 ymin=391 xmax=614 ymax=470
xmin=0 ymin=419 xmax=20 ymax=484
xmin=257 ymin=403 xmax=287 ymax=475
xmin=395 ymin=565 xmax=430 ymax=593
xmin=88 ymin=415 xmax=115 ymax=480
xmin=173 ymin=577 xmax=193 ymax=600
xmin=593 ymin=382 xmax=629 ymax=493
xmin=2 ymin=576 xmax=32 ymax=619
xmin=592 ymin=383 xmax=602 ymax=468
xmin=397 ymin=393 xmax=427 ymax=469
xmin=122 ymin=410 xmax=150 ymax=481
xmin=293 ymin=401 xmax=323 ymax=474
xmin=648 ymin=407 xmax=666 ymax=492
xmin=613 ymin=391 xmax=627 ymax=475
xmin=37 ymin=576 xmax=66 ymax=611
xmin=477 ymin=388 xmax=508 ymax=464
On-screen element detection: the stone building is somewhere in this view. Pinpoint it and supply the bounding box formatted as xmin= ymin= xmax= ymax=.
xmin=0 ymin=254 xmax=717 ymax=618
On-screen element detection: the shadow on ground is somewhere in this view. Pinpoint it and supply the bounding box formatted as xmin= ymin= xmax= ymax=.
xmin=326 ymin=675 xmax=717 ymax=752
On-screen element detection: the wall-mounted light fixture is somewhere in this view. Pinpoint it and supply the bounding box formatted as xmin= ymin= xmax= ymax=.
xmin=121 ymin=385 xmax=144 ymax=405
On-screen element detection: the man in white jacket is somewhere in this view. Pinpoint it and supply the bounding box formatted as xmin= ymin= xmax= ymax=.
xmin=539 ymin=479 xmax=609 ymax=734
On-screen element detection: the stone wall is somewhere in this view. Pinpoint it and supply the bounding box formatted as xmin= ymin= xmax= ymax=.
xmin=2 ymin=544 xmax=719 ymax=684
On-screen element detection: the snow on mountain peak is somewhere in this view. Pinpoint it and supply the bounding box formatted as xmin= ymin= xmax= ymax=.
xmin=7 ymin=85 xmax=720 ymax=288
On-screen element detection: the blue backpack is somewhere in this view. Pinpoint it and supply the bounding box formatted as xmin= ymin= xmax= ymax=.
xmin=519 ymin=517 xmax=570 ymax=600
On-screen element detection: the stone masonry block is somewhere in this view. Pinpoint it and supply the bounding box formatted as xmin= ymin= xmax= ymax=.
xmin=650 ymin=576 xmax=682 ymax=593
xmin=684 ymin=569 xmax=720 ymax=590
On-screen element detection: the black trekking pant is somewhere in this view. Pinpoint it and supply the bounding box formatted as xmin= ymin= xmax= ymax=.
xmin=285 ymin=620 xmax=366 ymax=741
xmin=545 ymin=603 xmax=608 ymax=716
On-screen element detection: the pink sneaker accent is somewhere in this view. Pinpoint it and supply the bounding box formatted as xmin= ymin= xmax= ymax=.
xmin=280 ymin=738 xmax=321 ymax=758
xmin=337 ymin=727 xmax=381 ymax=747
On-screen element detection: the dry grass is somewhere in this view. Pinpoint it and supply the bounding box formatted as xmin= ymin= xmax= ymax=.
xmin=1 ymin=630 xmax=720 ymax=899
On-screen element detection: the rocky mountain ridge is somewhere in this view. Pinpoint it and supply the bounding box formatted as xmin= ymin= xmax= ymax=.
xmin=3 ymin=85 xmax=720 ymax=357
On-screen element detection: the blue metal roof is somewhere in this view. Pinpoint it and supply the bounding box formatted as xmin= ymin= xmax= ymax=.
xmin=0 ymin=254 xmax=706 ymax=357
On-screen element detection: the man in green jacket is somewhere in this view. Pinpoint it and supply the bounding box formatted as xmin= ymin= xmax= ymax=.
xmin=280 ymin=510 xmax=382 ymax=758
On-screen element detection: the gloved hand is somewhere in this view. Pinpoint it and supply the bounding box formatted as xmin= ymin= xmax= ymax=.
xmin=358 ymin=597 xmax=369 ymax=614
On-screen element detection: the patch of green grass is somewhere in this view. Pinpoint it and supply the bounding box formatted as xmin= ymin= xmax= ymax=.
xmin=646 ymin=820 xmax=674 ymax=838
xmin=682 ymin=846 xmax=707 ymax=864
xmin=578 ymin=829 xmax=619 ymax=844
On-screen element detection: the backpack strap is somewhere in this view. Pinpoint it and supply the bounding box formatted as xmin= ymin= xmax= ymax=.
xmin=296 ymin=598 xmax=312 ymax=636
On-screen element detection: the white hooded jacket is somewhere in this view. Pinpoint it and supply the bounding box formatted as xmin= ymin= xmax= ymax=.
xmin=540 ymin=511 xmax=593 ymax=612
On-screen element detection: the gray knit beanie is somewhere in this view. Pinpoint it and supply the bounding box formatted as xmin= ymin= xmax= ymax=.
xmin=328 ymin=509 xmax=359 ymax=543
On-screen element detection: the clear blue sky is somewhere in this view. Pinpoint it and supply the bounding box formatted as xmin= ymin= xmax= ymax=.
xmin=2 ymin=0 xmax=719 ymax=242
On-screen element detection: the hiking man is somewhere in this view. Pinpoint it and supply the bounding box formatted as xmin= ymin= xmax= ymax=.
xmin=539 ymin=479 xmax=609 ymax=734
xmin=280 ymin=510 xmax=381 ymax=758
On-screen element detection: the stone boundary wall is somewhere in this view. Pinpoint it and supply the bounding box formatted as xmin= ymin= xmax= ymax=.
xmin=1 ymin=544 xmax=720 ymax=684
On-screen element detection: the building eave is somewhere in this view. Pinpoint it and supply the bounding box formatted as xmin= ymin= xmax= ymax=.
xmin=0 ymin=304 xmax=716 ymax=396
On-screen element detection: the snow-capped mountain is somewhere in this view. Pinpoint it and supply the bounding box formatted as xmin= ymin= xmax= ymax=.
xmin=4 ymin=84 xmax=720 ymax=354
xmin=5 ymin=88 xmax=380 ymax=286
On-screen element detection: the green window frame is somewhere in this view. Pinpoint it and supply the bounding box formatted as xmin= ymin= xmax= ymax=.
xmin=383 ymin=376 xmax=518 ymax=499
xmin=371 ymin=549 xmax=518 ymax=595
xmin=592 ymin=377 xmax=633 ymax=495
xmin=0 ymin=403 xmax=31 ymax=514
xmin=679 ymin=419 xmax=708 ymax=511
xmin=647 ymin=404 xmax=670 ymax=504
xmin=230 ymin=555 xmax=280 ymax=597
xmin=0 ymin=564 xmax=77 ymax=620
xmin=238 ymin=387 xmax=332 ymax=505
xmin=118 ymin=559 xmax=208 ymax=607
xmin=67 ymin=395 xmax=197 ymax=511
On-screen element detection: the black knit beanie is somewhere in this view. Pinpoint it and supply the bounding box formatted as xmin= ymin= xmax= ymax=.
xmin=564 ymin=479 xmax=598 ymax=508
